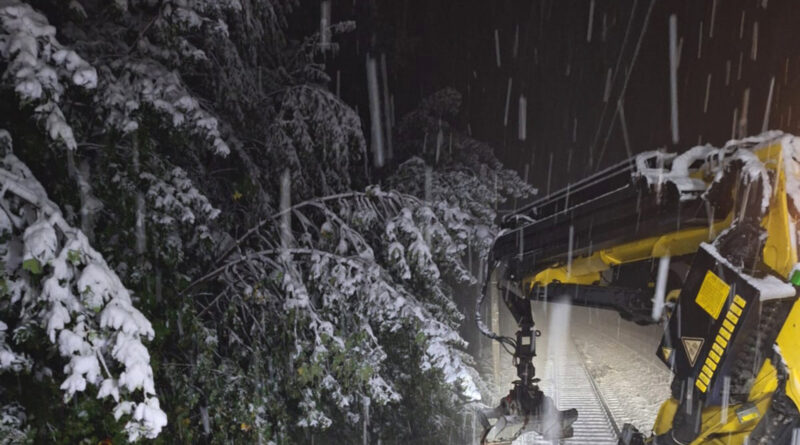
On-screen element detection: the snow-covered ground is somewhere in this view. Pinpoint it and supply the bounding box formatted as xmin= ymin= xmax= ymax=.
xmin=483 ymin=302 xmax=672 ymax=444
xmin=571 ymin=306 xmax=672 ymax=433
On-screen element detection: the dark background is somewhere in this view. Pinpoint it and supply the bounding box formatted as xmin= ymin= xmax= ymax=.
xmin=297 ymin=0 xmax=800 ymax=192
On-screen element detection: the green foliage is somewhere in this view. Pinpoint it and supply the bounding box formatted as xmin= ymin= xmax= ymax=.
xmin=21 ymin=258 xmax=41 ymax=275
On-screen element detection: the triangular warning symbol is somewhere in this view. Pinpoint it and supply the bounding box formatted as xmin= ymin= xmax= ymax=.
xmin=681 ymin=337 xmax=705 ymax=367
xmin=661 ymin=346 xmax=673 ymax=361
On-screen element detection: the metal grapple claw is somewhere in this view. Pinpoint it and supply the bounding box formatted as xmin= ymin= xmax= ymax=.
xmin=479 ymin=383 xmax=578 ymax=444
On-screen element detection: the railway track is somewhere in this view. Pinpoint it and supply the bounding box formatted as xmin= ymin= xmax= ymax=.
xmin=514 ymin=339 xmax=620 ymax=445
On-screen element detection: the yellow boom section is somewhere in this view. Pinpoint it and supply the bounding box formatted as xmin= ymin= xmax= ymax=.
xmin=525 ymin=139 xmax=797 ymax=289
xmin=523 ymin=221 xmax=730 ymax=290
xmin=523 ymin=135 xmax=800 ymax=442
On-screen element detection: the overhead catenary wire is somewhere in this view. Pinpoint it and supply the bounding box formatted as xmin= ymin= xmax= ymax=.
xmin=594 ymin=0 xmax=657 ymax=170
xmin=587 ymin=0 xmax=640 ymax=169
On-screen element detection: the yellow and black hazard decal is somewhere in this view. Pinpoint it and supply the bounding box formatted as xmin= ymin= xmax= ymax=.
xmin=657 ymin=244 xmax=763 ymax=399
xmin=695 ymin=295 xmax=747 ymax=393
xmin=695 ymin=270 xmax=730 ymax=320
xmin=661 ymin=346 xmax=673 ymax=362
xmin=682 ymin=337 xmax=704 ymax=367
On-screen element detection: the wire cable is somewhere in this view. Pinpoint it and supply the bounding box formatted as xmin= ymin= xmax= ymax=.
xmin=587 ymin=0 xmax=640 ymax=167
xmin=595 ymin=0 xmax=657 ymax=169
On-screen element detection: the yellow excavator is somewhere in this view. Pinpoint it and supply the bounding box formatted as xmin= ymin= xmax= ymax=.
xmin=476 ymin=132 xmax=800 ymax=444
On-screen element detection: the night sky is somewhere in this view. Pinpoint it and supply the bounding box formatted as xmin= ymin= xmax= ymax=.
xmin=311 ymin=0 xmax=800 ymax=192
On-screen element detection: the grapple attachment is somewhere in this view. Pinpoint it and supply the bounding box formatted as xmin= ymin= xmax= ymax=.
xmin=479 ymin=383 xmax=578 ymax=444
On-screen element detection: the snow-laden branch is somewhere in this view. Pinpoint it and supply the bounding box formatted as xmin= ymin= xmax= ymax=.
xmin=185 ymin=189 xmax=428 ymax=294
xmin=0 ymin=133 xmax=165 ymax=441
xmin=0 ymin=0 xmax=97 ymax=150
xmin=189 ymin=184 xmax=482 ymax=433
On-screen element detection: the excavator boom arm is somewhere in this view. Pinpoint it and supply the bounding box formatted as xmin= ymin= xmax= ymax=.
xmin=478 ymin=133 xmax=800 ymax=445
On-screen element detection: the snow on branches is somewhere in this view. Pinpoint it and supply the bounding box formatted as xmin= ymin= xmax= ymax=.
xmin=140 ymin=166 xmax=221 ymax=263
xmin=0 ymin=0 xmax=97 ymax=150
xmin=96 ymin=56 xmax=230 ymax=155
xmin=268 ymin=86 xmax=367 ymax=199
xmin=0 ymin=131 xmax=165 ymax=441
xmin=391 ymin=89 xmax=536 ymax=245
xmin=193 ymin=187 xmax=481 ymax=438
xmin=0 ymin=403 xmax=29 ymax=443
xmin=1 ymin=0 xmax=233 ymax=156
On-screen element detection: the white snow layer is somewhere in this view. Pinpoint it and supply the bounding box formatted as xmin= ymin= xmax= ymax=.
xmin=634 ymin=131 xmax=788 ymax=212
xmin=701 ymin=243 xmax=795 ymax=301
xmin=0 ymin=0 xmax=97 ymax=150
xmin=635 ymin=145 xmax=714 ymax=198
xmin=0 ymin=144 xmax=165 ymax=441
